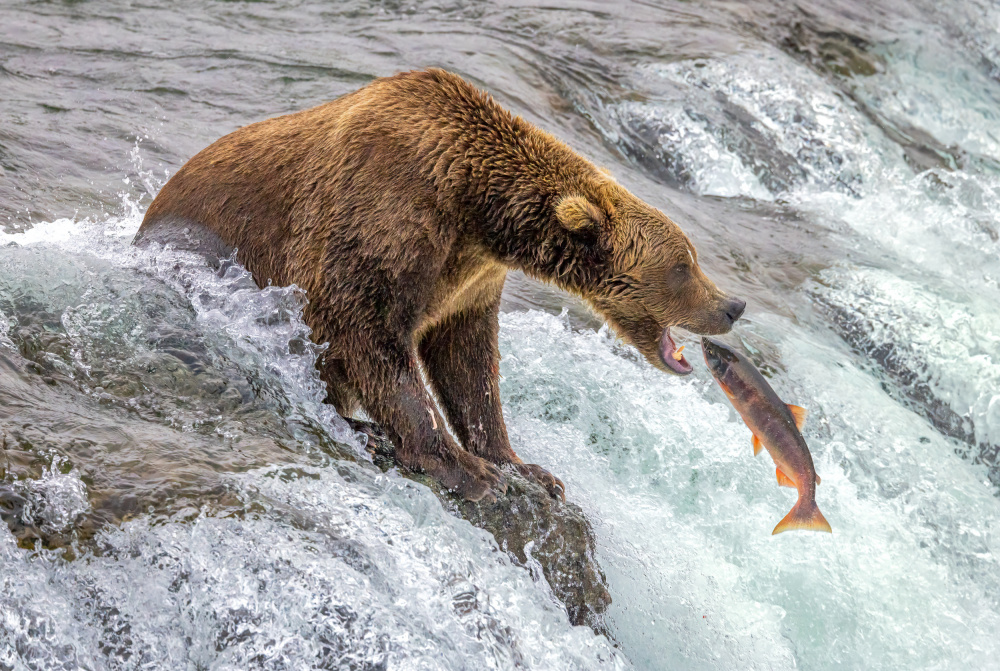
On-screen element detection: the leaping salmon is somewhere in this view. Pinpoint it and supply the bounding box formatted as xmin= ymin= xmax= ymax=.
xmin=702 ymin=337 xmax=832 ymax=535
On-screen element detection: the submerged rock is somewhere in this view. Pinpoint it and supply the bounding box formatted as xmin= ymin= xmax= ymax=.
xmin=353 ymin=418 xmax=612 ymax=634
xmin=779 ymin=21 xmax=883 ymax=79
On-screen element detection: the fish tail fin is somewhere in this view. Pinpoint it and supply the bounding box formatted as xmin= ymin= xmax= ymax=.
xmin=772 ymin=499 xmax=832 ymax=535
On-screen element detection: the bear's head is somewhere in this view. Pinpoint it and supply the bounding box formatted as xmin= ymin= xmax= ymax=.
xmin=556 ymin=181 xmax=745 ymax=376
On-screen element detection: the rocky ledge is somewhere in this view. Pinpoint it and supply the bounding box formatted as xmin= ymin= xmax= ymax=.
xmin=353 ymin=419 xmax=612 ymax=634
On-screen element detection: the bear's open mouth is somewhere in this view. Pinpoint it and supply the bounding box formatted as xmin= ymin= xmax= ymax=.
xmin=658 ymin=327 xmax=693 ymax=375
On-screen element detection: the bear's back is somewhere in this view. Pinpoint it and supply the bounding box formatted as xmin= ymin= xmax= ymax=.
xmin=136 ymin=70 xmax=507 ymax=280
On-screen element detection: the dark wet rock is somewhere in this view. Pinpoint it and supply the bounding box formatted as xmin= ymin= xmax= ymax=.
xmin=879 ymin=122 xmax=965 ymax=174
xmin=779 ymin=21 xmax=883 ymax=79
xmin=350 ymin=418 xmax=612 ymax=634
xmin=454 ymin=476 xmax=611 ymax=632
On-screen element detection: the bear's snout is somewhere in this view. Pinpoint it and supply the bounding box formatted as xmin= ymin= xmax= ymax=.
xmin=724 ymin=297 xmax=746 ymax=326
xmin=687 ymin=294 xmax=746 ymax=335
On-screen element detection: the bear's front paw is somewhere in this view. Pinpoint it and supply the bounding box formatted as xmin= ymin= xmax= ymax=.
xmin=515 ymin=463 xmax=566 ymax=501
xmin=417 ymin=450 xmax=508 ymax=503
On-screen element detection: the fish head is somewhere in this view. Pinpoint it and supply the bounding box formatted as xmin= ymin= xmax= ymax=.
xmin=701 ymin=337 xmax=740 ymax=381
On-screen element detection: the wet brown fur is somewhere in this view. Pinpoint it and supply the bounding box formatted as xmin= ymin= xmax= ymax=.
xmin=137 ymin=69 xmax=742 ymax=501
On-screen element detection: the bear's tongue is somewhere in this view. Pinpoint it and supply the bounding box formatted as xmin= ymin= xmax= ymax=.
xmin=659 ymin=327 xmax=693 ymax=375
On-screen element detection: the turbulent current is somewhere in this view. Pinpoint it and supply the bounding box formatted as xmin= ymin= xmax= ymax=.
xmin=2 ymin=1 xmax=1000 ymax=668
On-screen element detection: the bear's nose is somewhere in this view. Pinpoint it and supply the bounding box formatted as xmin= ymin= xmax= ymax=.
xmin=725 ymin=297 xmax=746 ymax=325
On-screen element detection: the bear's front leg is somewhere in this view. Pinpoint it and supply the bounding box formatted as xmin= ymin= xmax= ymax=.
xmin=352 ymin=344 xmax=507 ymax=503
xmin=418 ymin=300 xmax=566 ymax=500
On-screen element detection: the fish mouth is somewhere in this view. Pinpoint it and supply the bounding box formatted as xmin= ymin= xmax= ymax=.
xmin=658 ymin=327 xmax=693 ymax=375
xmin=700 ymin=337 xmax=723 ymax=377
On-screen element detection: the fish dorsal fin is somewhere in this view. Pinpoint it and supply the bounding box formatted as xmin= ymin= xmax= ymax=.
xmin=787 ymin=404 xmax=807 ymax=431
xmin=776 ymin=468 xmax=796 ymax=488
xmin=752 ymin=434 xmax=763 ymax=456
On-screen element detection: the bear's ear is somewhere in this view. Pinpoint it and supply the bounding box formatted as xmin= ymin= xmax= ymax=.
xmin=556 ymin=195 xmax=606 ymax=232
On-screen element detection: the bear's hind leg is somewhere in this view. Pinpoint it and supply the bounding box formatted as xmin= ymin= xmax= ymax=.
xmin=418 ymin=300 xmax=565 ymax=500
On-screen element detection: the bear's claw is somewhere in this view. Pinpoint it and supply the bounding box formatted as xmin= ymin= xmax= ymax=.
xmin=415 ymin=450 xmax=507 ymax=503
xmin=515 ymin=463 xmax=566 ymax=501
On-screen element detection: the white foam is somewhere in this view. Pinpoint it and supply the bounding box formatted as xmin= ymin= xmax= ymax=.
xmin=612 ymin=48 xmax=902 ymax=201
xmin=0 ymin=204 xmax=360 ymax=451
xmin=16 ymin=456 xmax=90 ymax=534
xmin=0 ymin=218 xmax=85 ymax=247
xmin=0 ymin=309 xmax=13 ymax=350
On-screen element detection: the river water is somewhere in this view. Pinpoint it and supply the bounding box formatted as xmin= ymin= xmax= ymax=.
xmin=2 ymin=0 xmax=1000 ymax=668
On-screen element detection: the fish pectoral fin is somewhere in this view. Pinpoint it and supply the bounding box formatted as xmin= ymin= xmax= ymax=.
xmin=786 ymin=404 xmax=808 ymax=431
xmin=816 ymin=473 xmax=821 ymax=485
xmin=776 ymin=468 xmax=796 ymax=488
xmin=752 ymin=434 xmax=763 ymax=456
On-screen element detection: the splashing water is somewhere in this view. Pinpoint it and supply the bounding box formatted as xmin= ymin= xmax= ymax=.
xmin=15 ymin=456 xmax=90 ymax=535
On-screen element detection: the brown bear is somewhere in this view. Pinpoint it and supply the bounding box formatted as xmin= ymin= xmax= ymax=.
xmin=135 ymin=68 xmax=745 ymax=502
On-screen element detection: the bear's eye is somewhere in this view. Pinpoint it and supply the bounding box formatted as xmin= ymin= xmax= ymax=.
xmin=673 ymin=263 xmax=690 ymax=277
